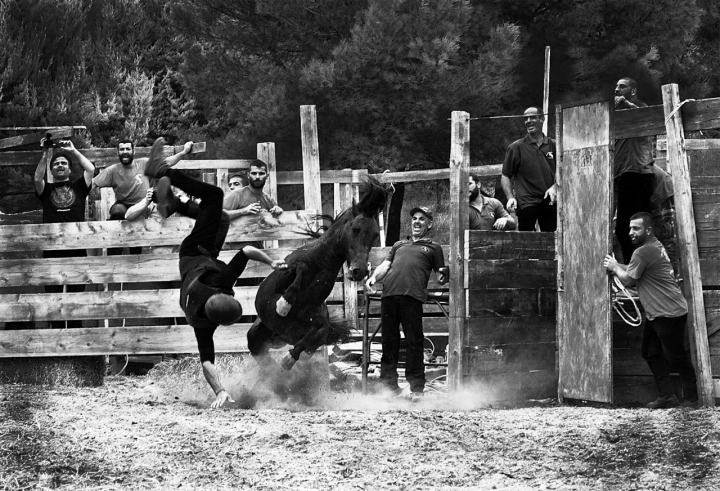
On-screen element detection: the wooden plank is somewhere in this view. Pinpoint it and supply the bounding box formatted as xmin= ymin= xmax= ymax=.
xmin=0 ymin=143 xmax=207 ymax=168
xmin=466 ymin=260 xmax=556 ymax=289
xmin=704 ymin=290 xmax=720 ymax=336
xmin=467 ymin=316 xmax=556 ymax=346
xmin=467 ymin=288 xmax=556 ymax=317
xmin=447 ymin=111 xmax=470 ymax=390
xmin=300 ymin=105 xmax=322 ymax=215
xmin=467 ymin=231 xmax=555 ymax=260
xmin=555 ymin=103 xmax=565 ymax=403
xmin=663 ymin=83 xmax=715 ymax=406
xmin=371 ymin=165 xmax=502 ymax=184
xmin=0 ymin=249 xmax=298 ymax=287
xmin=0 ymin=283 xmax=346 ymax=322
xmin=0 ymin=211 xmax=317 ymax=252
xmin=0 ymin=127 xmax=75 ymax=150
xmin=464 ymin=343 xmax=556 ymax=374
xmin=613 ymin=97 xmax=720 ymax=138
xmin=0 ymin=325 xmax=251 ymax=357
xmin=558 ymin=101 xmax=613 ymax=403
xmin=277 ymin=169 xmax=368 ymax=185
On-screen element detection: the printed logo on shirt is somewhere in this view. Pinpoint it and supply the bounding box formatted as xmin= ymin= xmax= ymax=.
xmin=50 ymin=185 xmax=76 ymax=209
xmin=546 ymin=151 xmax=554 ymax=160
xmin=421 ymin=246 xmax=430 ymax=254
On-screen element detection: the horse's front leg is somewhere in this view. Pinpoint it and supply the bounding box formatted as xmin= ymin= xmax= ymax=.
xmin=281 ymin=315 xmax=327 ymax=370
xmin=276 ymin=262 xmax=308 ymax=317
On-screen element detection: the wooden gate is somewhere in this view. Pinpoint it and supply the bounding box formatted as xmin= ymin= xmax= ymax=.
xmin=558 ymin=101 xmax=614 ymax=403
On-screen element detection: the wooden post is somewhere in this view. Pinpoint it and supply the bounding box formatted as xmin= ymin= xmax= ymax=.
xmin=555 ymin=103 xmax=564 ymax=403
xmin=447 ymin=111 xmax=469 ymax=390
xmin=300 ymin=105 xmax=330 ymax=375
xmin=542 ymin=46 xmax=551 ymax=135
xmin=258 ymin=142 xmax=278 ymax=249
xmin=662 ymin=84 xmax=715 ymax=406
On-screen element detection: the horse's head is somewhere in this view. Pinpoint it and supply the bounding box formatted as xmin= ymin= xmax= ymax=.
xmin=342 ymin=176 xmax=388 ymax=281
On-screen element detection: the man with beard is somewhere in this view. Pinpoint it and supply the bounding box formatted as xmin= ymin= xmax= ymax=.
xmin=34 ymin=138 xmax=95 ymax=328
xmin=613 ymin=77 xmax=655 ymax=264
xmin=604 ymin=212 xmax=697 ymax=408
xmin=92 ymin=138 xmax=194 ymax=254
xmin=501 ymin=107 xmax=557 ymax=232
xmin=365 ymin=206 xmax=448 ymax=402
xmin=223 ymin=160 xmax=283 ymax=248
xmin=468 ymin=174 xmax=515 ymax=231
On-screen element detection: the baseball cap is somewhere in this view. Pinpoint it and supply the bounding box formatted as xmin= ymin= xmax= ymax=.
xmin=409 ymin=206 xmax=433 ymax=221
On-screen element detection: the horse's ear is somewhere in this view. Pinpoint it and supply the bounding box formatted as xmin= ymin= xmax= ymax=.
xmin=358 ymin=176 xmax=388 ymax=217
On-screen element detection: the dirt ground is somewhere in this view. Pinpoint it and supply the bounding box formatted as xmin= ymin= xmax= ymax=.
xmin=1 ymin=356 xmax=719 ymax=491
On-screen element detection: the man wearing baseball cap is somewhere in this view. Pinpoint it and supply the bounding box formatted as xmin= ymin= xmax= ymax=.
xmin=366 ymin=205 xmax=448 ymax=402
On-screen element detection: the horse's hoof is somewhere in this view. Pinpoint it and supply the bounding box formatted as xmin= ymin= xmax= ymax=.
xmin=281 ymin=352 xmax=297 ymax=370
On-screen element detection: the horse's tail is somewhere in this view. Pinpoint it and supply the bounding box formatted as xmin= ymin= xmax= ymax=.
xmin=326 ymin=314 xmax=355 ymax=345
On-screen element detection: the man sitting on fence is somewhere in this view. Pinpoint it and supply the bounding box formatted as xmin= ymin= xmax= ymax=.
xmin=34 ymin=137 xmax=96 ymax=329
xmin=144 ymin=138 xmax=287 ymax=408
xmin=365 ymin=206 xmax=448 ymax=402
xmin=604 ymin=212 xmax=698 ymax=409
xmin=468 ymin=174 xmax=516 ymax=231
xmin=92 ymin=138 xmax=193 ymax=254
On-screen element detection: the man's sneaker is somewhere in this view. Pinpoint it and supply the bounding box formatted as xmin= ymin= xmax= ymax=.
xmin=680 ymin=399 xmax=698 ymax=409
xmin=647 ymin=394 xmax=680 ymax=409
xmin=144 ymin=137 xmax=169 ymax=178
xmin=155 ymin=176 xmax=179 ymax=218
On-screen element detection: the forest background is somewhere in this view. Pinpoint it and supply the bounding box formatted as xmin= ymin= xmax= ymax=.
xmin=1 ymin=0 xmax=718 ymax=223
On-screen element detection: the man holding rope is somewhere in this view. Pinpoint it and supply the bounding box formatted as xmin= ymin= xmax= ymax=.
xmin=144 ymin=138 xmax=287 ymax=408
xmin=604 ymin=212 xmax=697 ymax=409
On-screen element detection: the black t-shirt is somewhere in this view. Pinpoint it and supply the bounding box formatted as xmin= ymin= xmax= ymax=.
xmin=35 ymin=177 xmax=91 ymax=223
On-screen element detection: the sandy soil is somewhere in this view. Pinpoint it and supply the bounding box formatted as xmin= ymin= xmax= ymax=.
xmin=2 ymin=357 xmax=719 ymax=491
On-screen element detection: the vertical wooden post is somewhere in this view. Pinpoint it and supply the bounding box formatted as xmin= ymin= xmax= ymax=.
xmin=258 ymin=142 xmax=278 ymax=249
xmin=337 ymin=181 xmax=357 ymax=330
xmin=447 ymin=111 xmax=469 ymax=390
xmin=300 ymin=105 xmax=329 ymax=375
xmin=300 ymin=106 xmax=322 ymax=216
xmin=542 ymin=46 xmax=551 ymax=136
xmin=662 ymin=84 xmax=715 ymax=406
xmin=554 ymin=103 xmax=564 ymax=403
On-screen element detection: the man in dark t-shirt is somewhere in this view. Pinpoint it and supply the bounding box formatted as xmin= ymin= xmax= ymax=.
xmin=144 ymin=138 xmax=287 ymax=408
xmin=366 ymin=206 xmax=448 ymax=400
xmin=34 ymin=139 xmax=96 ymax=328
xmin=501 ymin=107 xmax=557 ymax=231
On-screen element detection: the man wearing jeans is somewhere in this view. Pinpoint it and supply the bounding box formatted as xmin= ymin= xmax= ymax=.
xmin=604 ymin=212 xmax=697 ymax=408
xmin=501 ymin=107 xmax=557 ymax=231
xmin=145 ymin=138 xmax=286 ymax=408
xmin=365 ymin=206 xmax=448 ymax=402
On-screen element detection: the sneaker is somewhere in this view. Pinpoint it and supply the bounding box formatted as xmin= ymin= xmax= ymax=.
xmin=155 ymin=176 xmax=179 ymax=218
xmin=144 ymin=137 xmax=169 ymax=178
xmin=647 ymin=394 xmax=680 ymax=409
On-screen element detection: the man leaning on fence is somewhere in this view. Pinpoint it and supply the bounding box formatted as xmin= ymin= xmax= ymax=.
xmin=34 ymin=137 xmax=95 ymax=328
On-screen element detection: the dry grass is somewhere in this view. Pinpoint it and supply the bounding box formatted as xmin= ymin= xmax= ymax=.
xmin=0 ymin=356 xmax=105 ymax=387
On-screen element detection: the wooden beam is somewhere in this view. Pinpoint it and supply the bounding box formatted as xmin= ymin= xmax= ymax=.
xmin=0 ymin=249 xmax=296 ymax=287
xmin=300 ymin=105 xmax=322 ymax=215
xmin=542 ymin=46 xmax=550 ymax=135
xmin=0 ymin=283 xmax=345 ymax=322
xmin=0 ymin=127 xmax=78 ymax=150
xmin=467 ymin=231 xmax=555 ymax=260
xmin=0 ymin=325 xmax=251 ymax=357
xmin=662 ymin=83 xmax=715 ymax=406
xmin=447 ymin=111 xmax=470 ymax=390
xmin=0 ymin=211 xmax=318 ymax=252
xmin=614 ymin=97 xmax=720 ymax=138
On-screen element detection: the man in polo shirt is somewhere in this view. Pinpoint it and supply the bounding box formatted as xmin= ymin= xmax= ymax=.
xmin=614 ymin=77 xmax=655 ymax=264
xmin=501 ymin=106 xmax=557 ymax=231
xmin=468 ymin=174 xmax=516 ymax=231
xmin=365 ymin=206 xmax=448 ymax=401
xmin=604 ymin=212 xmax=698 ymax=409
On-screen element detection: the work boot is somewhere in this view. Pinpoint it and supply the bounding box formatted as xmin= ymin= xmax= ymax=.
xmin=680 ymin=398 xmax=698 ymax=409
xmin=155 ymin=176 xmax=179 ymax=218
xmin=409 ymin=392 xmax=424 ymax=404
xmin=647 ymin=394 xmax=680 ymax=409
xmin=144 ymin=137 xmax=169 ymax=178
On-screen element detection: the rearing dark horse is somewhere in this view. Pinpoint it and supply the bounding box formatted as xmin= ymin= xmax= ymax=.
xmin=249 ymin=176 xmax=388 ymax=370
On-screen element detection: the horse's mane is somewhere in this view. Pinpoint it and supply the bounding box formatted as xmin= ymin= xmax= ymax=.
xmin=296 ymin=176 xmax=388 ymax=239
